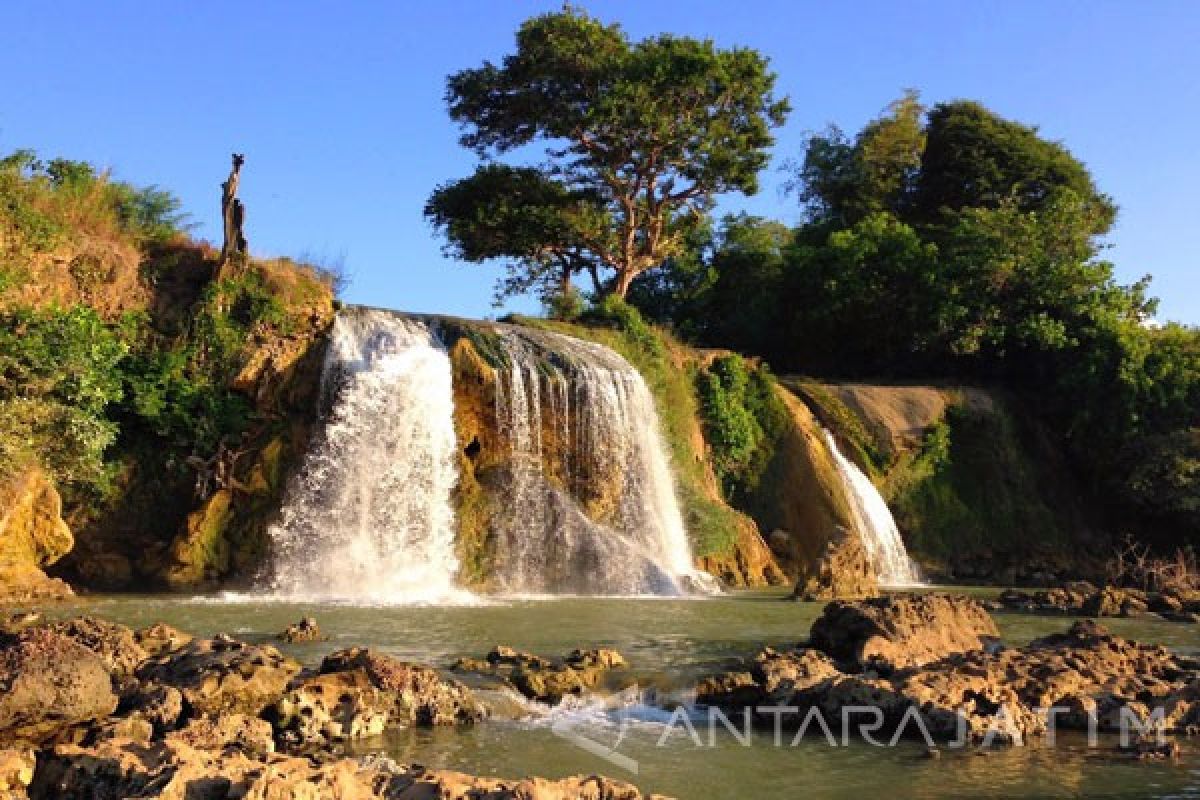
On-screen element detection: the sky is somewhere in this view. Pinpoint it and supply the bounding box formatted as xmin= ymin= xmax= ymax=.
xmin=3 ymin=1 xmax=1198 ymax=323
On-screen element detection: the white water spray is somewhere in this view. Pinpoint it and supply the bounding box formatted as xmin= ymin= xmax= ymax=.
xmin=822 ymin=429 xmax=921 ymax=586
xmin=265 ymin=310 xmax=473 ymax=604
xmin=490 ymin=327 xmax=717 ymax=596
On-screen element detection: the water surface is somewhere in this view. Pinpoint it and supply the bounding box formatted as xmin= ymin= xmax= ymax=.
xmin=34 ymin=589 xmax=1200 ymax=799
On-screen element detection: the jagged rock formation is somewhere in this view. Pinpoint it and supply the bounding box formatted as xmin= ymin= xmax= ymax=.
xmin=697 ymin=596 xmax=1200 ymax=745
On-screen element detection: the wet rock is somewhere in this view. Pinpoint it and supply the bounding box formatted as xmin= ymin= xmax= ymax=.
xmin=44 ymin=616 xmax=146 ymax=681
xmin=135 ymin=634 xmax=300 ymax=718
xmin=457 ymin=645 xmax=630 ymax=705
xmin=167 ymin=712 xmax=275 ymax=756
xmin=272 ymin=669 xmax=391 ymax=745
xmin=0 ymin=628 xmax=118 ymax=744
xmin=320 ymin=647 xmax=483 ymax=725
xmin=487 ymin=644 xmax=551 ymax=669
xmin=1159 ymin=611 xmax=1200 ymax=624
xmin=808 ymin=593 xmax=1000 ymax=671
xmin=698 ymin=619 xmax=1200 ymax=745
xmin=30 ymin=740 xmax=665 ymax=800
xmin=117 ymin=682 xmax=184 ymax=735
xmin=277 ymin=615 xmax=325 ymax=643
xmin=133 ymin=622 xmax=192 ymax=657
xmin=696 ymin=647 xmax=840 ymax=713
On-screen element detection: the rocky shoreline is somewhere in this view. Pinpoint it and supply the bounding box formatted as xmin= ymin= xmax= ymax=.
xmin=2 ymin=593 xmax=1198 ymax=798
xmin=0 ymin=613 xmax=664 ymax=799
xmin=696 ymin=594 xmax=1200 ymax=748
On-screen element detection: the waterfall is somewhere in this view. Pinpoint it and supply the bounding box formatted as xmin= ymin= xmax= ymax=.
xmin=265 ymin=310 xmax=473 ymax=604
xmin=489 ymin=327 xmax=717 ymax=596
xmin=822 ymin=430 xmax=921 ymax=587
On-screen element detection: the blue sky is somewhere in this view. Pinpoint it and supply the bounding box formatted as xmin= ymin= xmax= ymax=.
xmin=3 ymin=1 xmax=1197 ymax=322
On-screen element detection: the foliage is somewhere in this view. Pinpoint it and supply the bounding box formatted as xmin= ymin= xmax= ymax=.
xmin=0 ymin=306 xmax=127 ymax=497
xmin=695 ymin=354 xmax=788 ymax=505
xmin=632 ymin=93 xmax=1199 ymax=548
xmin=430 ymin=7 xmax=788 ymax=302
xmin=0 ymin=148 xmax=189 ymax=246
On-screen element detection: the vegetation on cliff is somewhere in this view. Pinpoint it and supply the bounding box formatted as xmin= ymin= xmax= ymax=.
xmin=623 ymin=94 xmax=1199 ymax=553
xmin=0 ymin=149 xmax=336 ymax=591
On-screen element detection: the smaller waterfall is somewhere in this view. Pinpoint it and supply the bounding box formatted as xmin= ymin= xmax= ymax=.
xmin=265 ymin=311 xmax=473 ymax=604
xmin=822 ymin=430 xmax=921 ymax=587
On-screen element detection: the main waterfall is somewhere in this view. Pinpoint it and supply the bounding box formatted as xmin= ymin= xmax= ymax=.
xmin=488 ymin=326 xmax=716 ymax=596
xmin=822 ymin=430 xmax=922 ymax=587
xmin=264 ymin=307 xmax=713 ymax=601
xmin=265 ymin=310 xmax=472 ymax=603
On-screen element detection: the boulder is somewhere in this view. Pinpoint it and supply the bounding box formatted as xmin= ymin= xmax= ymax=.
xmin=320 ymin=647 xmax=483 ymax=726
xmin=135 ymin=634 xmax=300 ymax=718
xmin=455 ymin=646 xmax=631 ymax=705
xmin=277 ymin=615 xmax=324 ymax=643
xmin=44 ymin=616 xmax=146 ymax=680
xmin=133 ymin=622 xmax=192 ymax=657
xmin=0 ymin=628 xmax=118 ymax=744
xmin=696 ymin=647 xmax=840 ymax=712
xmin=808 ymin=593 xmax=1000 ymax=671
xmin=0 ymin=469 xmax=74 ymax=603
xmin=272 ymin=669 xmax=391 ymax=745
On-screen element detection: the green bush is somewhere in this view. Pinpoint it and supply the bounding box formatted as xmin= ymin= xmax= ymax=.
xmin=0 ymin=306 xmax=128 ymax=496
xmin=696 ymin=354 xmax=788 ymax=505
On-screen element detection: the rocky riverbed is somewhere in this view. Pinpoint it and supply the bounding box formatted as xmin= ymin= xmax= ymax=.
xmin=2 ymin=593 xmax=1198 ymax=799
xmin=0 ymin=612 xmax=662 ymax=799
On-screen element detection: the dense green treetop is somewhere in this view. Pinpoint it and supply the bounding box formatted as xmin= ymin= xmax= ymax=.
xmin=428 ymin=7 xmax=788 ymax=302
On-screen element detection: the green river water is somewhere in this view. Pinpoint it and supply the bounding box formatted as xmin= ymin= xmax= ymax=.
xmin=32 ymin=589 xmax=1200 ymax=799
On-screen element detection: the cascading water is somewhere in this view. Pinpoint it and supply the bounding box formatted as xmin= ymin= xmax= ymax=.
xmin=822 ymin=429 xmax=921 ymax=587
xmin=265 ymin=310 xmax=472 ymax=603
xmin=489 ymin=327 xmax=717 ymax=596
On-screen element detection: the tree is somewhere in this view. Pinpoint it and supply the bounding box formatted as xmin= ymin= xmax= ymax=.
xmin=425 ymin=164 xmax=604 ymax=305
xmin=915 ymin=101 xmax=1117 ymax=233
xmin=792 ymin=90 xmax=926 ymax=226
xmin=429 ymin=8 xmax=789 ymax=301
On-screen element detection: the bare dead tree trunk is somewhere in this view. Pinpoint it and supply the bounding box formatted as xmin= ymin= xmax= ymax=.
xmin=218 ymin=153 xmax=247 ymax=277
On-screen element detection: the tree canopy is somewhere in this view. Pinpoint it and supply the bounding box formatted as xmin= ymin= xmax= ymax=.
xmin=427 ymin=7 xmax=789 ymax=305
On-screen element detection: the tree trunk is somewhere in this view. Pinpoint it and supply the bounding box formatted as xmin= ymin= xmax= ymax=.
xmin=612 ymin=267 xmax=635 ymax=299
xmin=218 ymin=153 xmax=247 ymax=276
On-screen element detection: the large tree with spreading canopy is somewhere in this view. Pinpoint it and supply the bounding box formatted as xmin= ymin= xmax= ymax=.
xmin=425 ymin=7 xmax=789 ymax=303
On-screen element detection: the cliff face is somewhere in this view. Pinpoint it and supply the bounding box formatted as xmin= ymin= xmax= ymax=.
xmin=792 ymin=382 xmax=1098 ymax=583
xmin=744 ymin=388 xmax=876 ymax=599
xmin=0 ymin=468 xmax=74 ymax=602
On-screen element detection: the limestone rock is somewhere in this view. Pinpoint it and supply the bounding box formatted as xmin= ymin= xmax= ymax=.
xmin=808 ymin=593 xmax=1000 ymax=671
xmin=277 ymin=615 xmax=324 ymax=643
xmin=134 ymin=623 xmax=192 ymax=657
xmin=0 ymin=469 xmax=74 ymax=603
xmin=135 ymin=634 xmax=300 ymax=718
xmin=750 ymin=389 xmax=878 ymax=599
xmin=272 ymin=669 xmax=391 ymax=745
xmin=457 ymin=645 xmax=631 ymax=705
xmin=0 ymin=748 xmax=35 ymax=797
xmin=0 ymin=628 xmax=118 ymax=744
xmin=697 ymin=619 xmax=1200 ymax=745
xmin=320 ymin=647 xmax=483 ymax=725
xmin=166 ymin=713 xmax=275 ymax=756
xmin=44 ymin=616 xmax=146 ymax=680
xmin=30 ymin=739 xmax=666 ymax=800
